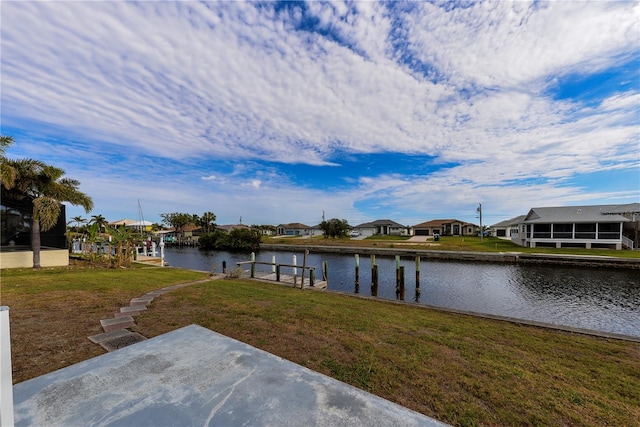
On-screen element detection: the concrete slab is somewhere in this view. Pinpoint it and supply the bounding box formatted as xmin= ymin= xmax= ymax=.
xmin=88 ymin=329 xmax=148 ymax=352
xmin=14 ymin=325 xmax=449 ymax=427
xmin=99 ymin=316 xmax=135 ymax=333
xmin=120 ymin=305 xmax=146 ymax=313
xmin=87 ymin=329 xmax=136 ymax=345
xmin=130 ymin=296 xmax=154 ymax=306
xmin=114 ymin=311 xmax=139 ymax=318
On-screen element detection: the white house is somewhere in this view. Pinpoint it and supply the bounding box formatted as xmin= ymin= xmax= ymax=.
xmin=514 ymin=203 xmax=639 ymax=250
xmin=490 ymin=215 xmax=526 ymax=239
xmin=412 ymin=219 xmax=478 ymax=236
xmin=276 ymin=223 xmax=313 ymax=236
xmin=353 ymin=219 xmax=410 ymax=237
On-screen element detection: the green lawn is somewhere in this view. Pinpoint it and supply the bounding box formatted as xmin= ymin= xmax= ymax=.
xmin=2 ymin=266 xmax=638 ymax=426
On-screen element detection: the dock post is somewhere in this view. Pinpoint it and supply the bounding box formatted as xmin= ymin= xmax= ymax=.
xmin=0 ymin=307 xmax=14 ymax=427
xmin=322 ymin=261 xmax=328 ymax=282
xmin=371 ymin=255 xmax=378 ymax=296
xmin=301 ymin=250 xmax=308 ymax=290
xmin=354 ymin=254 xmax=360 ymax=294
xmin=372 ymin=264 xmax=378 ymax=296
xmin=292 ymin=255 xmax=297 ymax=288
xmin=272 ymin=255 xmax=276 ymax=273
xmin=415 ymin=256 xmax=421 ymax=302
xmin=159 ymin=237 xmax=165 ymax=267
xmin=395 ymin=256 xmax=401 ymax=299
xmin=415 ymin=256 xmax=421 ymax=294
xmin=276 ymin=264 xmax=280 ymax=282
xmin=399 ymin=266 xmax=405 ymax=301
xmin=222 ymin=260 xmax=227 ymax=274
xmin=309 ymin=268 xmax=315 ymax=287
xmin=250 ymin=252 xmax=256 ymax=278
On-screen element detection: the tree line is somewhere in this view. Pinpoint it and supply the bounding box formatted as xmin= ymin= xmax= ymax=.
xmin=160 ymin=212 xmax=263 ymax=252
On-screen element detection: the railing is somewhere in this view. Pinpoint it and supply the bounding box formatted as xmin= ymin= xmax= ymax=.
xmin=236 ymin=260 xmax=317 ymax=287
xmin=598 ymin=232 xmax=621 ymax=240
xmin=552 ymin=232 xmax=573 ymax=239
xmin=622 ymin=236 xmax=635 ymax=250
xmin=575 ymin=232 xmax=596 ymax=239
xmin=532 ymin=232 xmax=551 ymax=239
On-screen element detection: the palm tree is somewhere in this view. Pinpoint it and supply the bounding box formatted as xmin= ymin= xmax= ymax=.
xmin=7 ymin=159 xmax=93 ymax=268
xmin=198 ymin=211 xmax=217 ymax=234
xmin=1 ymin=135 xmax=18 ymax=188
xmin=90 ymin=214 xmax=108 ymax=233
xmin=70 ymin=215 xmax=88 ymax=232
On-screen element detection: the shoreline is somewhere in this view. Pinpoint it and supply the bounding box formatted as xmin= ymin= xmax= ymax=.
xmin=261 ymin=243 xmax=640 ymax=269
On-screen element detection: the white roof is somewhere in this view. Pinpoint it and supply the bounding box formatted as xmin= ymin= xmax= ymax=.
xmin=126 ymin=220 xmax=154 ymax=226
xmin=523 ymin=203 xmax=636 ymax=224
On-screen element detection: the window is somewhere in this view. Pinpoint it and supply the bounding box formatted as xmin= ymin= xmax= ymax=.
xmin=553 ymin=223 xmax=573 ymax=239
xmin=597 ymin=223 xmax=620 ymax=240
xmin=533 ymin=224 xmax=551 ymax=238
xmin=1 ymin=204 xmax=31 ymax=246
xmin=575 ymin=223 xmax=596 ymax=239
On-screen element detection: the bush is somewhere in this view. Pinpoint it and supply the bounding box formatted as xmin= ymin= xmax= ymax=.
xmin=199 ymin=228 xmax=261 ymax=252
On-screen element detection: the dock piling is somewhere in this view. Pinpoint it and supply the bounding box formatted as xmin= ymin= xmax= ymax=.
xmin=354 ymin=254 xmax=360 ymax=294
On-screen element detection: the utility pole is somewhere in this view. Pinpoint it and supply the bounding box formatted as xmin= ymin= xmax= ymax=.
xmin=477 ymin=203 xmax=483 ymax=242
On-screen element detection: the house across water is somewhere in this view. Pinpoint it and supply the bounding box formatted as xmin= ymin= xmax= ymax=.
xmin=492 ymin=203 xmax=640 ymax=250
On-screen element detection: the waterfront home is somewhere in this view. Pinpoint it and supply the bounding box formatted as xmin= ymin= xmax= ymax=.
xmin=276 ymin=222 xmax=313 ymax=236
xmin=126 ymin=220 xmax=154 ymax=232
xmin=490 ymin=215 xmax=526 ymax=239
xmin=109 ymin=219 xmax=137 ymax=227
xmin=514 ymin=203 xmax=639 ymax=250
xmin=353 ymin=219 xmax=411 ymax=237
xmin=413 ymin=219 xmax=478 ymax=236
xmin=217 ymin=223 xmax=249 ymax=233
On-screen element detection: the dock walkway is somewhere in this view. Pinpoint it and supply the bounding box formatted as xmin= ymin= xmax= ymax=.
xmin=245 ymin=270 xmax=328 ymax=289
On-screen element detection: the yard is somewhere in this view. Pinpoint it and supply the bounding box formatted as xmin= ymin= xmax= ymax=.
xmin=2 ymin=264 xmax=639 ymax=426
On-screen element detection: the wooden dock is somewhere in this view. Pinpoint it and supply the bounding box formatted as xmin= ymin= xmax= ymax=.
xmin=240 ymin=269 xmax=327 ymax=289
xmin=135 ymin=255 xmax=168 ymax=266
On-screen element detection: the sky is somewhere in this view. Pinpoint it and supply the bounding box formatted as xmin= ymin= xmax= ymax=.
xmin=2 ymin=1 xmax=639 ymax=228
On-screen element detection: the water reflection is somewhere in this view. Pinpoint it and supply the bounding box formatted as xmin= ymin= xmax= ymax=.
xmin=163 ymin=247 xmax=640 ymax=337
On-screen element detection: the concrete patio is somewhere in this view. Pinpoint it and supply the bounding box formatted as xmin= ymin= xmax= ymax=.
xmin=13 ymin=325 xmax=449 ymax=426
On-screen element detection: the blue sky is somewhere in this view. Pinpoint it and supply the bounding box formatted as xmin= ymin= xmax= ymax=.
xmin=2 ymin=1 xmax=639 ymax=227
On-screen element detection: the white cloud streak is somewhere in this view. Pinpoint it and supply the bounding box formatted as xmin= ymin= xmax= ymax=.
xmin=1 ymin=1 xmax=637 ymax=225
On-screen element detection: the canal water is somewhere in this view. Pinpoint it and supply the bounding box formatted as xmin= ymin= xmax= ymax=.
xmin=162 ymin=246 xmax=640 ymax=338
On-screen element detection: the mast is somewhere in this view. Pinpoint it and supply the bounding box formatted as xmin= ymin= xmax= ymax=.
xmin=137 ymin=199 xmax=145 ymax=234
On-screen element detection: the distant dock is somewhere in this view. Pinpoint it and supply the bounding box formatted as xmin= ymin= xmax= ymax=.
xmin=242 ymin=270 xmax=327 ymax=289
xmin=236 ymin=258 xmax=328 ymax=289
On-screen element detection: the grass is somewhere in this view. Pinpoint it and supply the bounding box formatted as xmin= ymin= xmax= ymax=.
xmin=266 ymin=235 xmax=640 ymax=258
xmin=0 ymin=265 xmax=209 ymax=383
xmin=2 ymin=264 xmax=639 ymax=426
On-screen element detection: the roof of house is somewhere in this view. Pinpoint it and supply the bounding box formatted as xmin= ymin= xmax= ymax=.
xmin=109 ymin=219 xmax=137 ymax=226
xmin=217 ymin=224 xmax=249 ymax=232
xmin=600 ymin=203 xmax=640 ymax=214
xmin=413 ymin=219 xmax=475 ymax=228
xmin=523 ymin=204 xmax=636 ymax=224
xmin=354 ymin=219 xmax=405 ymax=228
xmin=490 ymin=215 xmax=526 ymax=228
xmin=126 ymin=220 xmax=154 ymax=227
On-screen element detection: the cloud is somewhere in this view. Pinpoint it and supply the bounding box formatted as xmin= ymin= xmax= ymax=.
xmin=1 ymin=1 xmax=637 ymax=226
